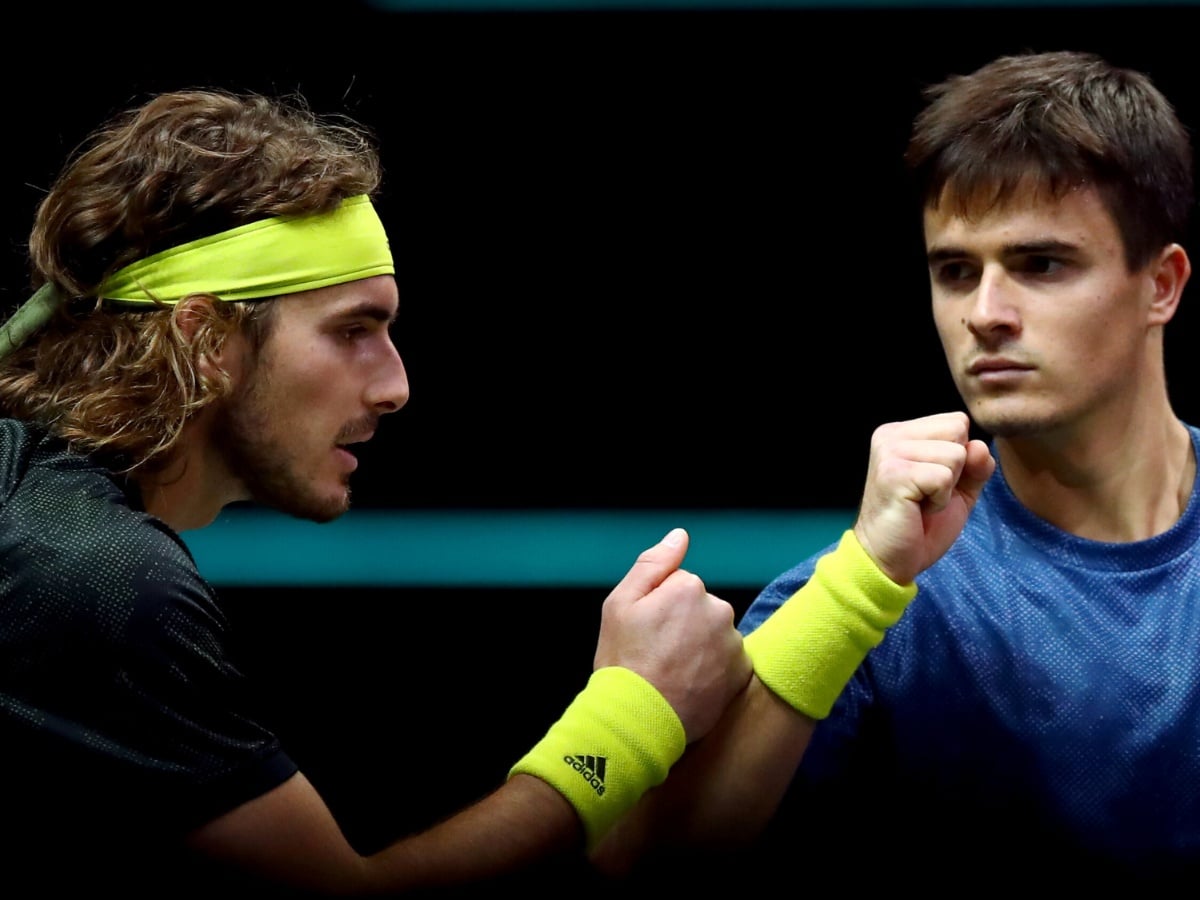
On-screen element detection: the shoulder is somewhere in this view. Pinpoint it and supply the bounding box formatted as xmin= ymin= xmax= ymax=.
xmin=738 ymin=539 xmax=837 ymax=634
xmin=741 ymin=488 xmax=1010 ymax=635
xmin=0 ymin=417 xmax=44 ymax=504
xmin=0 ymin=435 xmax=219 ymax=641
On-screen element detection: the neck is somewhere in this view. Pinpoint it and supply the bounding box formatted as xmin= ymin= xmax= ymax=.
xmin=996 ymin=407 xmax=1194 ymax=542
xmin=134 ymin=417 xmax=246 ymax=532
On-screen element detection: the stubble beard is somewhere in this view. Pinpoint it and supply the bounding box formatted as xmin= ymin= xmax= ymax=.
xmin=212 ymin=370 xmax=352 ymax=524
xmin=967 ymin=395 xmax=1073 ymax=440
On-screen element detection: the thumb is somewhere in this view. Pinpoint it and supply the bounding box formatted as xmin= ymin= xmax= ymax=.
xmin=606 ymin=527 xmax=689 ymax=607
xmin=959 ymin=439 xmax=996 ymax=504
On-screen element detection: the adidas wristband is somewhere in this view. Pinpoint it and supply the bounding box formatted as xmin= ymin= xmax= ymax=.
xmin=507 ymin=666 xmax=686 ymax=851
xmin=743 ymin=530 xmax=918 ymax=719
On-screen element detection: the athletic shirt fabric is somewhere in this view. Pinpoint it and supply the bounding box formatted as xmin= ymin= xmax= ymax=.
xmin=0 ymin=418 xmax=297 ymax=889
xmin=738 ymin=424 xmax=1200 ymax=887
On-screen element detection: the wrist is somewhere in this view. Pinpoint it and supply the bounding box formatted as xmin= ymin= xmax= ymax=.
xmin=743 ymin=530 xmax=916 ymax=718
xmin=508 ymin=666 xmax=686 ymax=850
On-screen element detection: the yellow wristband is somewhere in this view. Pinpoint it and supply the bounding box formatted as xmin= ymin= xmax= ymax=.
xmin=743 ymin=530 xmax=917 ymax=719
xmin=508 ymin=666 xmax=686 ymax=850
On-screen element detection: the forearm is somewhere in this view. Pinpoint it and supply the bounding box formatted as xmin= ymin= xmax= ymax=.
xmin=188 ymin=771 xmax=583 ymax=895
xmin=369 ymin=665 xmax=688 ymax=890
xmin=591 ymin=674 xmax=814 ymax=876
xmin=593 ymin=531 xmax=914 ymax=875
xmin=188 ymin=668 xmax=679 ymax=895
xmin=361 ymin=775 xmax=584 ymax=891
xmin=187 ymin=521 xmax=744 ymax=895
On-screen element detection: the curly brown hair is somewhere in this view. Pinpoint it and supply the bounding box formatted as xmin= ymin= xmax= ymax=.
xmin=0 ymin=88 xmax=384 ymax=473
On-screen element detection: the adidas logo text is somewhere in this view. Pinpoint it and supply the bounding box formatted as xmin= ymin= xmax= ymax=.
xmin=563 ymin=754 xmax=606 ymax=796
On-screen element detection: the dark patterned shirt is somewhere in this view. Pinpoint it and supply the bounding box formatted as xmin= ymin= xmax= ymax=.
xmin=0 ymin=418 xmax=296 ymax=889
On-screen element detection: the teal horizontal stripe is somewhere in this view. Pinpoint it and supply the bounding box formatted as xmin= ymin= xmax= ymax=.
xmin=182 ymin=508 xmax=853 ymax=587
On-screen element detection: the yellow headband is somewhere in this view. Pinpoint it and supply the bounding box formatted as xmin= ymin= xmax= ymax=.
xmin=96 ymin=194 xmax=394 ymax=304
xmin=0 ymin=195 xmax=392 ymax=361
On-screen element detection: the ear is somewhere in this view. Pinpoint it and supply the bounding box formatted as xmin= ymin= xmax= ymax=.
xmin=173 ymin=296 xmax=242 ymax=385
xmin=1148 ymin=243 xmax=1191 ymax=326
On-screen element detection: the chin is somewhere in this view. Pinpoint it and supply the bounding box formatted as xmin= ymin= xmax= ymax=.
xmin=254 ymin=484 xmax=351 ymax=524
xmin=304 ymin=502 xmax=350 ymax=524
xmin=308 ymin=489 xmax=352 ymax=523
xmin=970 ymin=406 xmax=1061 ymax=439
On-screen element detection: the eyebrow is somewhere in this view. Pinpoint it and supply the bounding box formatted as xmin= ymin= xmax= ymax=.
xmin=926 ymin=239 xmax=1080 ymax=265
xmin=333 ymin=300 xmax=399 ymax=326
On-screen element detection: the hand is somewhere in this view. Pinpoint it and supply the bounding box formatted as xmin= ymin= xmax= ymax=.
xmin=853 ymin=411 xmax=995 ymax=585
xmin=593 ymin=528 xmax=752 ymax=743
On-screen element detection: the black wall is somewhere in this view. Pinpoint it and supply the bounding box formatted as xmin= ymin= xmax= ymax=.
xmin=10 ymin=3 xmax=1200 ymax=513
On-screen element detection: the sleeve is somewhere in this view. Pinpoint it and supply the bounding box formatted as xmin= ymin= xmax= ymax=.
xmin=120 ymin=521 xmax=301 ymax=829
xmin=1 ymin=510 xmax=297 ymax=837
xmin=737 ymin=541 xmax=835 ymax=635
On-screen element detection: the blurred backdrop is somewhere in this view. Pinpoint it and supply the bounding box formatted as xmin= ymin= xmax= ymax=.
xmin=4 ymin=0 xmax=1199 ymax=855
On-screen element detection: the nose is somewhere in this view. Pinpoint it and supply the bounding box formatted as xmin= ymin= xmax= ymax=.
xmin=367 ymin=338 xmax=410 ymax=414
xmin=967 ymin=263 xmax=1021 ymax=340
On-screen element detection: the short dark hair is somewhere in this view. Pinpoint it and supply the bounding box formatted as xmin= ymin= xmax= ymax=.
xmin=906 ymin=50 xmax=1193 ymax=271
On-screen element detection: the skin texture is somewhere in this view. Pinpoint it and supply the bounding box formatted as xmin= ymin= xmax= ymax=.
xmin=928 ymin=183 xmax=1162 ymax=438
xmin=210 ymin=277 xmax=409 ymax=523
xmin=925 ymin=181 xmax=1194 ymax=541
xmin=136 ymin=276 xmax=408 ymax=532
xmin=133 ymin=274 xmax=752 ymax=895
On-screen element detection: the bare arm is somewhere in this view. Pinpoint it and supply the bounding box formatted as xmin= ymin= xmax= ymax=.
xmin=187 ymin=769 xmax=585 ymax=894
xmin=592 ymin=411 xmax=995 ymax=874
xmin=186 ymin=527 xmax=751 ymax=895
xmin=591 ymin=674 xmax=814 ymax=880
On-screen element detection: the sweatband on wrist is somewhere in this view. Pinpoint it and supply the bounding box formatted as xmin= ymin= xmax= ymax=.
xmin=743 ymin=530 xmax=917 ymax=719
xmin=508 ymin=666 xmax=686 ymax=850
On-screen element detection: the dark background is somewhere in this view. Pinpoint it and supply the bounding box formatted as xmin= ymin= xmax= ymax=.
xmin=7 ymin=0 xmax=1200 ymax=872
xmin=12 ymin=2 xmax=1200 ymax=515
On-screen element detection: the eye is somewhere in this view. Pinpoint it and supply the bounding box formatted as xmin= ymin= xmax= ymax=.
xmin=932 ymin=260 xmax=978 ymax=288
xmin=1020 ymin=255 xmax=1066 ymax=276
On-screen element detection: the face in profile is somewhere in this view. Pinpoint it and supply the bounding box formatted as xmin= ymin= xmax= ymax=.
xmin=212 ymin=276 xmax=409 ymax=522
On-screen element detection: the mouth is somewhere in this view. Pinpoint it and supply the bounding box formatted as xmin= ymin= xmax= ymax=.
xmin=334 ymin=416 xmax=380 ymax=470
xmin=335 ymin=431 xmax=375 ymax=469
xmin=336 ymin=426 xmax=377 ymax=450
xmin=967 ymin=358 xmax=1034 ymax=378
xmin=334 ymin=445 xmax=361 ymax=474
